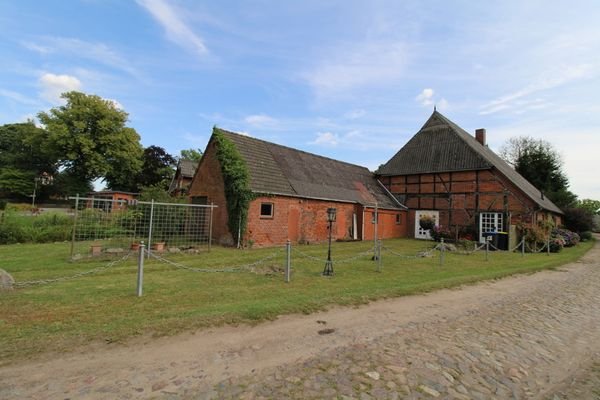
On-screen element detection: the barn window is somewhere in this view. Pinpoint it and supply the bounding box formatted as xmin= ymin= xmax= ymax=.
xmin=260 ymin=202 xmax=274 ymax=218
xmin=395 ymin=214 xmax=402 ymax=225
xmin=191 ymin=196 xmax=208 ymax=205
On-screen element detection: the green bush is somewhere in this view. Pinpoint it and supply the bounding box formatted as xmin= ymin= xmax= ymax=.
xmin=579 ymin=231 xmax=593 ymax=241
xmin=0 ymin=211 xmax=73 ymax=244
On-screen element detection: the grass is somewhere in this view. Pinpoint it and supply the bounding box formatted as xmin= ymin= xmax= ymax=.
xmin=0 ymin=237 xmax=594 ymax=365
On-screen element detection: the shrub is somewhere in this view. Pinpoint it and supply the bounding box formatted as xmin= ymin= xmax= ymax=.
xmin=563 ymin=207 xmax=594 ymax=234
xmin=0 ymin=199 xmax=7 ymax=210
xmin=548 ymin=236 xmax=565 ymax=253
xmin=431 ymin=225 xmax=452 ymax=242
xmin=0 ymin=210 xmax=73 ymax=244
xmin=552 ymin=228 xmax=580 ymax=247
xmin=579 ymin=231 xmax=593 ymax=242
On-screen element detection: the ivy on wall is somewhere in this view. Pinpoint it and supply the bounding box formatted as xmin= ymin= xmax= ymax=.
xmin=212 ymin=128 xmax=254 ymax=245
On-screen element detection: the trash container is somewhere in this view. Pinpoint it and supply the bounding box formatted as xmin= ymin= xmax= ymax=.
xmin=496 ymin=232 xmax=508 ymax=250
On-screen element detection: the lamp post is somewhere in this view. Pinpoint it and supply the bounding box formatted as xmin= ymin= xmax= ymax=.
xmin=31 ymin=172 xmax=53 ymax=208
xmin=322 ymin=207 xmax=336 ymax=276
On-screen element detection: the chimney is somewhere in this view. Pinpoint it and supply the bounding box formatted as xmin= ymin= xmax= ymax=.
xmin=475 ymin=128 xmax=486 ymax=146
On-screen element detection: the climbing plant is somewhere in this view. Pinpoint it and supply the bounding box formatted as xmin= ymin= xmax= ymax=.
xmin=213 ymin=128 xmax=254 ymax=245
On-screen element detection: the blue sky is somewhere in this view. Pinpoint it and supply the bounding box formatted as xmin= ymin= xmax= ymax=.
xmin=1 ymin=1 xmax=599 ymax=199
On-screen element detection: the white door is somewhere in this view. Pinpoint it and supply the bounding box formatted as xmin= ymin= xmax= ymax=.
xmin=415 ymin=210 xmax=439 ymax=240
xmin=479 ymin=212 xmax=503 ymax=243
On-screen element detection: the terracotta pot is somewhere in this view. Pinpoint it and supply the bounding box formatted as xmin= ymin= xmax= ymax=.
xmin=130 ymin=243 xmax=140 ymax=251
xmin=90 ymin=244 xmax=102 ymax=256
xmin=152 ymin=242 xmax=165 ymax=252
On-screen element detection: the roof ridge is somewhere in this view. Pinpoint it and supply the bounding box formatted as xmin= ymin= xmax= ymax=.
xmin=214 ymin=127 xmax=373 ymax=172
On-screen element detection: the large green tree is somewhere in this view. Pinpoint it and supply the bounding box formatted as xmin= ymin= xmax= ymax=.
xmin=499 ymin=136 xmax=577 ymax=209
xmin=0 ymin=122 xmax=55 ymax=198
xmin=38 ymin=91 xmax=143 ymax=191
xmin=109 ymin=145 xmax=176 ymax=192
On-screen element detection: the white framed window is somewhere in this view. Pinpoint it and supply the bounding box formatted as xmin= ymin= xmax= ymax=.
xmin=260 ymin=202 xmax=274 ymax=218
xmin=479 ymin=212 xmax=503 ymax=242
xmin=395 ymin=214 xmax=402 ymax=225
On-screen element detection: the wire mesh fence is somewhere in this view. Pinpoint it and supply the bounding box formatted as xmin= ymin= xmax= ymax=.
xmin=69 ymin=196 xmax=216 ymax=260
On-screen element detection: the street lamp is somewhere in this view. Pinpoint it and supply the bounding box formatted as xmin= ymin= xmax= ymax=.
xmin=31 ymin=172 xmax=53 ymax=208
xmin=322 ymin=207 xmax=336 ymax=276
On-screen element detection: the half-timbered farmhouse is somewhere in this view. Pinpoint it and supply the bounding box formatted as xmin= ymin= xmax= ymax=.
xmin=377 ymin=111 xmax=563 ymax=247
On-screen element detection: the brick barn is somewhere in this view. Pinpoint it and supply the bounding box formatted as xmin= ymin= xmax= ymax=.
xmin=377 ymin=111 xmax=563 ymax=247
xmin=189 ymin=128 xmax=407 ymax=247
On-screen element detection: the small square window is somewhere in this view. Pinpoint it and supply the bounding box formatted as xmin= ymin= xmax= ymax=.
xmin=395 ymin=214 xmax=402 ymax=225
xmin=260 ymin=203 xmax=274 ymax=218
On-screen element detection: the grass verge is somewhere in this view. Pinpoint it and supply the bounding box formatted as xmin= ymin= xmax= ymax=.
xmin=0 ymin=238 xmax=594 ymax=365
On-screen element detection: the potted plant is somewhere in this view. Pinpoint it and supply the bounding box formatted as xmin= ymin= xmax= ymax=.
xmin=419 ymin=215 xmax=435 ymax=231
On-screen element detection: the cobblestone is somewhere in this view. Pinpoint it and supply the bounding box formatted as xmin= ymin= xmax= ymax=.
xmin=194 ymin=253 xmax=600 ymax=399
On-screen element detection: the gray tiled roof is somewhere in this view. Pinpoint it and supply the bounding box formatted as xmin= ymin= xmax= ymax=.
xmin=179 ymin=159 xmax=198 ymax=178
xmin=215 ymin=129 xmax=403 ymax=209
xmin=378 ymin=111 xmax=563 ymax=214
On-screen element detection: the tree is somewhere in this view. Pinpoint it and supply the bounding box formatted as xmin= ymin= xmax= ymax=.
xmin=563 ymin=207 xmax=594 ymax=234
xmin=0 ymin=122 xmax=56 ymax=199
xmin=139 ymin=146 xmax=176 ymax=189
xmin=577 ymin=199 xmax=600 ymax=215
xmin=179 ymin=148 xmax=203 ymax=163
xmin=38 ymin=91 xmax=143 ymax=191
xmin=499 ymin=136 xmax=577 ymax=209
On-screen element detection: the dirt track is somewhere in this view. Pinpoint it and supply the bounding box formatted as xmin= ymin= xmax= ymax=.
xmin=1 ymin=239 xmax=599 ymax=399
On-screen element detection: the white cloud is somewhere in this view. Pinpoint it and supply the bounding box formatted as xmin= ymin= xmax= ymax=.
xmin=244 ymin=114 xmax=277 ymax=126
xmin=22 ymin=37 xmax=140 ymax=78
xmin=0 ymin=89 xmax=39 ymax=106
xmin=480 ymin=63 xmax=594 ymax=115
xmin=20 ymin=41 xmax=52 ymax=54
xmin=416 ymin=88 xmax=434 ymax=106
xmin=311 ymin=131 xmax=340 ymax=146
xmin=39 ymin=73 xmax=82 ymax=104
xmin=136 ymin=0 xmax=208 ymax=57
xmin=305 ymin=40 xmax=408 ymax=98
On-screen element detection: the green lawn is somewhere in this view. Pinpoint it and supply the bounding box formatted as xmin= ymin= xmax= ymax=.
xmin=0 ymin=238 xmax=594 ymax=365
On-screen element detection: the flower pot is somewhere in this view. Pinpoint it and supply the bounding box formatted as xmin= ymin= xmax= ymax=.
xmin=151 ymin=242 xmax=165 ymax=252
xmin=130 ymin=242 xmax=140 ymax=251
xmin=90 ymin=244 xmax=102 ymax=256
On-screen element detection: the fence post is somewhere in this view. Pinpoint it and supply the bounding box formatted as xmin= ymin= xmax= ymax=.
xmin=521 ymin=239 xmax=525 ymax=257
xmin=285 ymin=240 xmax=291 ymax=283
xmin=440 ymin=238 xmax=445 ymax=267
xmin=147 ymin=199 xmax=155 ymax=259
xmin=377 ymin=240 xmax=382 ymax=272
xmin=137 ymin=242 xmax=145 ymax=297
xmin=70 ymin=194 xmax=79 ymax=259
xmin=485 ymin=237 xmax=490 ymax=261
xmin=208 ymin=202 xmax=214 ymax=252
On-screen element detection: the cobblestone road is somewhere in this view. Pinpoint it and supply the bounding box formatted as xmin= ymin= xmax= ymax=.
xmin=199 ymin=248 xmax=600 ymax=399
xmin=1 ymin=241 xmax=599 ymax=400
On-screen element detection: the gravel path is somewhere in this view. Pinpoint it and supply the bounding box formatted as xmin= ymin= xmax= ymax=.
xmin=1 ymin=240 xmax=599 ymax=399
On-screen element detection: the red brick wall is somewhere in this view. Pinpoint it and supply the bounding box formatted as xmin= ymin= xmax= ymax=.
xmin=247 ymin=197 xmax=359 ymax=246
xmin=361 ymin=207 xmax=408 ymax=240
xmin=187 ymin=140 xmax=232 ymax=245
xmin=383 ymin=168 xmax=560 ymax=237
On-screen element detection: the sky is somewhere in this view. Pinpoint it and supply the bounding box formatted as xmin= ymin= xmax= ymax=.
xmin=1 ymin=1 xmax=599 ymax=199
